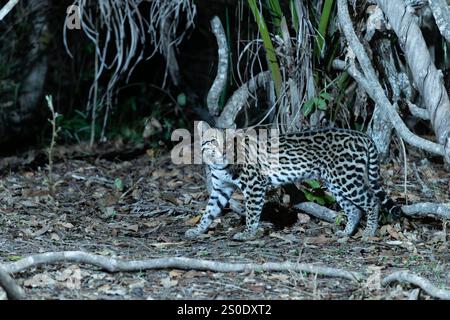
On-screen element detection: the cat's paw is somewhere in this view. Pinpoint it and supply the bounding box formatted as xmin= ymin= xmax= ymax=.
xmin=232 ymin=231 xmax=256 ymax=241
xmin=362 ymin=229 xmax=376 ymax=240
xmin=185 ymin=228 xmax=202 ymax=239
xmin=335 ymin=230 xmax=350 ymax=243
xmin=335 ymin=230 xmax=350 ymax=238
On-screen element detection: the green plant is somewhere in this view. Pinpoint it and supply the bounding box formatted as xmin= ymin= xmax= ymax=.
xmin=248 ymin=0 xmax=283 ymax=98
xmin=301 ymin=179 xmax=335 ymax=206
xmin=56 ymin=109 xmax=92 ymax=143
xmin=315 ymin=0 xmax=335 ymax=58
xmin=302 ymin=91 xmax=333 ymax=116
xmin=45 ymin=95 xmax=61 ymax=192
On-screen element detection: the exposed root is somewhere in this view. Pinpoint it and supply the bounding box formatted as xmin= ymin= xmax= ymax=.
xmin=0 ymin=266 xmax=25 ymax=300
xmin=0 ymin=0 xmax=19 ymax=21
xmin=3 ymin=251 xmax=362 ymax=282
xmin=382 ymin=271 xmax=450 ymax=300
xmin=293 ymin=202 xmax=337 ymax=223
xmin=401 ymin=203 xmax=450 ymax=220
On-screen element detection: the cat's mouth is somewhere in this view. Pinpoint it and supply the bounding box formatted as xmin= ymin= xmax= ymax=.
xmin=203 ymin=151 xmax=227 ymax=165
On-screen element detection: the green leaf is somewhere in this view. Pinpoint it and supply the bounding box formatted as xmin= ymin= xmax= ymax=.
xmin=266 ymin=0 xmax=283 ymax=35
xmin=303 ymin=190 xmax=315 ymax=202
xmin=248 ymin=0 xmax=283 ymax=98
xmin=324 ymin=194 xmax=336 ymax=204
xmin=335 ymin=213 xmax=344 ymax=226
xmin=289 ymin=0 xmax=299 ymax=34
xmin=320 ymin=91 xmax=332 ymax=101
xmin=315 ymin=0 xmax=335 ymax=58
xmin=317 ymin=99 xmax=328 ymax=111
xmin=7 ymin=255 xmax=22 ymax=262
xmin=114 ymin=178 xmax=124 ymax=192
xmin=314 ymin=195 xmax=326 ymax=206
xmin=305 ymin=179 xmax=321 ymax=189
xmin=177 ymin=93 xmax=187 ymax=107
xmin=303 ymin=100 xmax=314 ymax=116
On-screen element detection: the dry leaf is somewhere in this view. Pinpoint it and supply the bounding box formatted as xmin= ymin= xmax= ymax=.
xmin=186 ymin=215 xmax=201 ymax=226
xmin=386 ymin=225 xmax=400 ymax=239
xmin=169 ymin=270 xmax=183 ymax=278
xmin=50 ymin=233 xmax=60 ymax=241
xmin=305 ymin=234 xmax=331 ymax=245
xmin=160 ymin=277 xmax=178 ymax=288
xmin=297 ymin=213 xmax=311 ymax=224
xmin=24 ymin=273 xmax=56 ymax=288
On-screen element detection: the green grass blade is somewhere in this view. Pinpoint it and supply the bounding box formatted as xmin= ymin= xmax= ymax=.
xmin=265 ymin=0 xmax=283 ymax=35
xmin=289 ymin=0 xmax=299 ymax=34
xmin=316 ymin=0 xmax=334 ymax=58
xmin=248 ymin=0 xmax=283 ymax=98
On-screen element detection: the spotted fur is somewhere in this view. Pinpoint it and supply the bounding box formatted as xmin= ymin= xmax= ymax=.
xmin=185 ymin=121 xmax=401 ymax=241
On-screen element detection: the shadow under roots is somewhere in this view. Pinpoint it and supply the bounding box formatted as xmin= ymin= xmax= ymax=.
xmin=260 ymin=202 xmax=299 ymax=229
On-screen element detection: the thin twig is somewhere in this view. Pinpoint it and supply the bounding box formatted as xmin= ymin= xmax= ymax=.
xmin=45 ymin=95 xmax=61 ymax=192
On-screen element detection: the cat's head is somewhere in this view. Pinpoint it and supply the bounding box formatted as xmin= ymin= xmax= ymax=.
xmin=197 ymin=121 xmax=227 ymax=166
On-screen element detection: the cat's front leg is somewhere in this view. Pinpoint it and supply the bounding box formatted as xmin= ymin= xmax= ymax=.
xmin=185 ymin=184 xmax=234 ymax=238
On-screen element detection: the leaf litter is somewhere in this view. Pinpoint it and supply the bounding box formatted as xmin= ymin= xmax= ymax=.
xmin=0 ymin=148 xmax=448 ymax=299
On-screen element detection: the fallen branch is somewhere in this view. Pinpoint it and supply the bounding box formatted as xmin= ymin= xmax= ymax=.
xmin=293 ymin=202 xmax=337 ymax=223
xmin=401 ymin=202 xmax=450 ymax=220
xmin=0 ymin=0 xmax=19 ymax=21
xmin=382 ymin=271 xmax=450 ymax=300
xmin=0 ymin=266 xmax=25 ymax=300
xmin=3 ymin=251 xmax=363 ymax=282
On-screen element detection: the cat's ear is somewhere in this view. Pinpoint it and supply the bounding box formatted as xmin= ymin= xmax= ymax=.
xmin=197 ymin=121 xmax=211 ymax=135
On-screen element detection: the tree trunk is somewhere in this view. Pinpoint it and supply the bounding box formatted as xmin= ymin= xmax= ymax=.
xmin=377 ymin=0 xmax=450 ymax=162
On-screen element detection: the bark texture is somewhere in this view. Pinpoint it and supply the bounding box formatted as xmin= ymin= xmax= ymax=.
xmin=378 ymin=0 xmax=450 ymax=162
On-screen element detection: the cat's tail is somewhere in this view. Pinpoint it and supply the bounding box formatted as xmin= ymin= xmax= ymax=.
xmin=375 ymin=188 xmax=403 ymax=218
xmin=367 ymin=141 xmax=403 ymax=218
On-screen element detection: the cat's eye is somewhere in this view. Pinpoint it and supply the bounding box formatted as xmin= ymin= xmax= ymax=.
xmin=211 ymin=140 xmax=219 ymax=148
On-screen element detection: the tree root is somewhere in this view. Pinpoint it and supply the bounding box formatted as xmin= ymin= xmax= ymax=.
xmin=335 ymin=0 xmax=447 ymax=160
xmin=1 ymin=251 xmax=449 ymax=300
xmin=0 ymin=266 xmax=25 ymax=300
xmin=382 ymin=271 xmax=450 ymax=300
xmin=2 ymin=251 xmax=362 ymax=282
xmin=401 ymin=203 xmax=450 ymax=220
xmin=0 ymin=0 xmax=19 ymax=21
xmin=295 ymin=201 xmax=449 ymax=222
xmin=293 ymin=202 xmax=337 ymax=223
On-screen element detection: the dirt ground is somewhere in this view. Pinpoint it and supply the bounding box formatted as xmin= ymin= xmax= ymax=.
xmin=0 ymin=147 xmax=449 ymax=300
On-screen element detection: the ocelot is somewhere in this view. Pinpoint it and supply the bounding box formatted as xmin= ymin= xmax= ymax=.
xmin=185 ymin=121 xmax=401 ymax=241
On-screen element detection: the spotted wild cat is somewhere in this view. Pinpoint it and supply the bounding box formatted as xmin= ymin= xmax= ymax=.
xmin=185 ymin=121 xmax=401 ymax=241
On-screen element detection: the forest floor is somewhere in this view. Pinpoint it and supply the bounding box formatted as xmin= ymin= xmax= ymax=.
xmin=0 ymin=145 xmax=448 ymax=300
